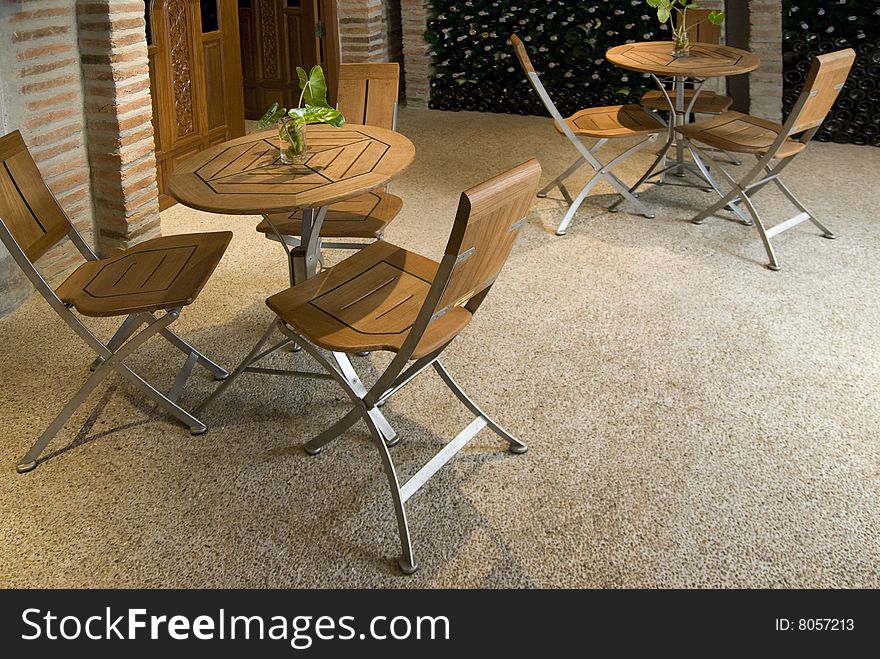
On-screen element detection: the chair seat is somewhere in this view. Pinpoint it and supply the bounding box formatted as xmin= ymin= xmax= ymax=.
xmin=267 ymin=240 xmax=472 ymax=359
xmin=256 ymin=191 xmax=403 ymax=240
xmin=557 ymin=104 xmax=664 ymax=138
xmin=640 ymin=89 xmax=734 ymax=114
xmin=56 ymin=232 xmax=232 ymax=317
xmin=676 ymin=111 xmax=807 ymax=158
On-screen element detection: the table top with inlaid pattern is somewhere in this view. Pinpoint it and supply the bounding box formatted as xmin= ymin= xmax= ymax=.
xmin=606 ymin=41 xmax=760 ymax=78
xmin=168 ymin=124 xmax=415 ymax=214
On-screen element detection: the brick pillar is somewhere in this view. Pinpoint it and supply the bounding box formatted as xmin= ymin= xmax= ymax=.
xmin=748 ymin=0 xmax=782 ymax=122
xmin=337 ymin=0 xmax=389 ymax=62
xmin=400 ymin=0 xmax=431 ymax=107
xmin=0 ymin=0 xmax=96 ymax=314
xmin=77 ymin=0 xmax=160 ymax=255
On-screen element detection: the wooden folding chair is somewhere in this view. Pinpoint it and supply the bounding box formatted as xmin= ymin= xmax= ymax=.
xmin=0 ymin=130 xmax=232 ymax=472
xmin=256 ymin=63 xmax=403 ymax=260
xmin=512 ymin=35 xmax=663 ymax=235
xmin=678 ymin=49 xmax=855 ymax=270
xmin=222 ymin=160 xmax=540 ymax=573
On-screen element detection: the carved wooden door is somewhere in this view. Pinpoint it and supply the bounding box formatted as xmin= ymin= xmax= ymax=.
xmin=147 ymin=0 xmax=246 ymax=209
xmin=238 ymin=0 xmax=340 ymax=119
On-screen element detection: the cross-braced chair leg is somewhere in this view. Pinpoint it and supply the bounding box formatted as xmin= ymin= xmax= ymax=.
xmin=92 ymin=312 xmax=229 ymax=380
xmin=271 ymin=325 xmax=418 ymax=572
xmin=17 ymin=309 xmax=208 ymax=473
xmin=688 ymin=143 xmax=836 ymax=271
xmin=608 ymin=133 xmax=675 ymax=214
xmin=555 ymin=134 xmax=659 ymax=236
xmin=281 ymin=321 xmax=528 ymax=575
xmin=536 ymin=155 xmax=586 ymax=205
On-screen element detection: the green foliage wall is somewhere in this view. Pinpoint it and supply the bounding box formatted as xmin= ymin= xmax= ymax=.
xmin=425 ymin=1 xmax=668 ymax=116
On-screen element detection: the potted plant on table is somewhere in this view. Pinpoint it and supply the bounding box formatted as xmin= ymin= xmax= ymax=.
xmin=257 ymin=65 xmax=345 ymax=163
xmin=645 ymin=0 xmax=725 ymax=58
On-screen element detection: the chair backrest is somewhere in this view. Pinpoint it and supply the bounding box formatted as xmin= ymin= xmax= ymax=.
xmin=0 ymin=130 xmax=73 ymax=262
xmin=785 ymin=49 xmax=855 ymax=136
xmin=335 ymin=62 xmax=399 ymax=130
xmin=425 ymin=159 xmax=542 ymax=323
xmin=511 ymin=35 xmax=581 ymax=143
xmin=680 ymin=8 xmax=722 ymax=44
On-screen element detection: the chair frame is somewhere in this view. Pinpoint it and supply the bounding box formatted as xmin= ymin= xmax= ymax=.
xmin=0 ymin=133 xmax=228 ymax=473
xmin=202 ymin=160 xmax=541 ymax=573
xmin=513 ymin=36 xmax=658 ymax=235
xmin=683 ymin=49 xmax=855 ymax=270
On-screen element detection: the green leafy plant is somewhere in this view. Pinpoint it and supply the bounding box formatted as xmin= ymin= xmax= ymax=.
xmin=257 ymin=65 xmax=344 ymax=161
xmin=257 ymin=65 xmax=345 ymax=129
xmin=645 ymin=1 xmax=724 ymax=51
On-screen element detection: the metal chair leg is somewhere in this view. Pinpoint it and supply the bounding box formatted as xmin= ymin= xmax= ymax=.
xmin=688 ymin=146 xmax=753 ymax=226
xmin=692 ymin=185 xmax=745 ymax=225
xmin=363 ymin=410 xmax=418 ymax=575
xmin=272 ymin=328 xmax=417 ymax=573
xmin=555 ymin=171 xmax=606 ymax=236
xmin=98 ymin=312 xmax=229 ymax=380
xmin=90 ymin=314 xmax=142 ymax=371
xmin=157 ymin=325 xmax=229 ymax=380
xmin=433 ymin=361 xmax=528 ymax=454
xmin=276 ymin=330 xmax=398 ymax=450
xmin=537 ymin=156 xmax=586 ymax=199
xmin=773 ymin=178 xmax=836 ymax=238
xmin=115 ymin=362 xmax=207 ymax=434
xmin=18 ymin=358 xmax=118 ymax=472
xmin=738 ymin=191 xmax=781 ymax=271
xmin=196 ymin=320 xmax=285 ymax=414
xmin=17 ymin=310 xmax=182 ymax=472
xmin=605 ymin=171 xmax=655 ymax=218
xmin=332 ymin=352 xmax=398 ymax=445
xmin=302 ymin=406 xmax=362 ymax=455
xmin=609 ymin=136 xmax=674 ymax=213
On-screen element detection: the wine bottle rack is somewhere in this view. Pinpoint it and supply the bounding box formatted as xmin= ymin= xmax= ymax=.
xmin=425 ymin=1 xmax=664 ymax=116
xmin=783 ymin=1 xmax=880 ymax=147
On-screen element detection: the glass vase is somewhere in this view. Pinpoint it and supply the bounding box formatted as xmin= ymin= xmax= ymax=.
xmin=278 ymin=120 xmax=307 ymax=164
xmin=671 ymin=33 xmax=691 ymax=58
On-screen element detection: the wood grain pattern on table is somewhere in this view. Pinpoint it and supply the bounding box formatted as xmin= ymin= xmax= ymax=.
xmin=168 ymin=124 xmax=415 ymax=214
xmin=606 ymin=42 xmax=760 ymax=77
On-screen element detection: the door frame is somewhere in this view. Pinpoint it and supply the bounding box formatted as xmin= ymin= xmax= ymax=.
xmin=318 ymin=0 xmax=340 ymax=103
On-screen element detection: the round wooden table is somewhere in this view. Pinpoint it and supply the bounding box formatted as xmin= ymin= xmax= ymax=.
xmin=606 ymin=41 xmax=760 ymax=79
xmin=606 ymin=42 xmax=759 ymax=187
xmin=168 ymin=123 xmax=415 ymax=282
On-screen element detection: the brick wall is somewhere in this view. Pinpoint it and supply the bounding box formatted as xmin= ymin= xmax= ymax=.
xmin=337 ymin=0 xmax=389 ymax=62
xmin=399 ymin=0 xmax=431 ymax=107
xmin=0 ymin=0 xmax=96 ymax=313
xmin=77 ymin=0 xmax=160 ymax=254
xmin=748 ymin=0 xmax=782 ymax=122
